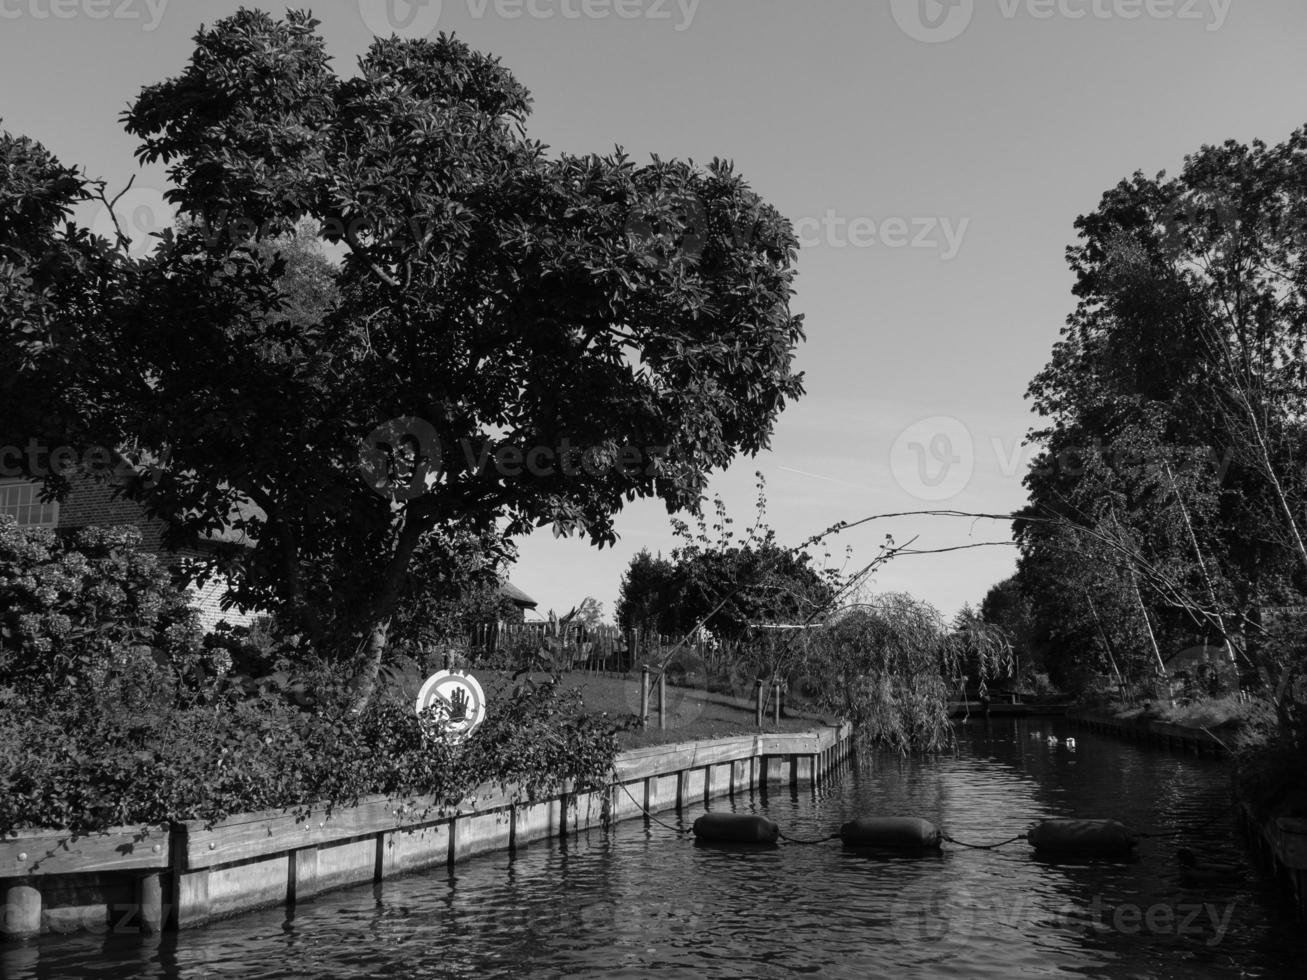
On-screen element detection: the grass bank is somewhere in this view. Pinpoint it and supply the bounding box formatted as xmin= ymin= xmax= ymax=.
xmin=485 ymin=670 xmax=830 ymax=749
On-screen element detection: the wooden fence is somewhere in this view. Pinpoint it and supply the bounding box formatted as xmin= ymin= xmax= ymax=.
xmin=465 ymin=622 xmax=744 ymax=680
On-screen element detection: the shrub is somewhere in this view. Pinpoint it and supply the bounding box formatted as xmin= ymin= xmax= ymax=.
xmin=0 ymin=671 xmax=617 ymax=836
xmin=0 ymin=518 xmax=207 ymax=699
xmin=0 ymin=520 xmax=618 ymax=836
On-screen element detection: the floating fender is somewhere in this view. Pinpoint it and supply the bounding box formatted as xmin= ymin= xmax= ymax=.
xmin=692 ymin=813 xmax=780 ymax=845
xmin=839 ymin=817 xmax=942 ymax=849
xmin=1027 ymin=819 xmax=1138 ymax=855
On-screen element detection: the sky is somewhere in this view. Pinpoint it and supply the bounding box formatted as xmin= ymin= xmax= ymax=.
xmin=3 ymin=0 xmax=1306 ymax=622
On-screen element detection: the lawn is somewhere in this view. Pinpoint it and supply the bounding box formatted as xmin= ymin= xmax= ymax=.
xmin=477 ymin=670 xmax=834 ymax=750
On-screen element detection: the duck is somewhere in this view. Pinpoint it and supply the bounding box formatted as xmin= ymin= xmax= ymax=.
xmin=1047 ymin=735 xmax=1059 ymax=745
xmin=1065 ymin=737 xmax=1077 ymax=749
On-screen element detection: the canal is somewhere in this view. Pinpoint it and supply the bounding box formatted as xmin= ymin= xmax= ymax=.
xmin=7 ymin=717 xmax=1305 ymax=979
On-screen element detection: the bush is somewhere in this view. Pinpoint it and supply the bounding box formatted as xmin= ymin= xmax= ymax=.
xmin=0 ymin=518 xmax=208 ymax=699
xmin=0 ymin=520 xmax=618 ymax=836
xmin=0 ymin=670 xmax=617 ymax=836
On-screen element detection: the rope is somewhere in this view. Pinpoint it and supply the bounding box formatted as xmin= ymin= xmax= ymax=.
xmin=778 ymin=830 xmax=841 ymax=845
xmin=942 ymin=832 xmax=1026 ymax=850
xmin=617 ymin=781 xmax=693 ymax=836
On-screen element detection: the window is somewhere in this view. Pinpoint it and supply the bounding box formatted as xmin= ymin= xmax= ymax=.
xmin=0 ymin=481 xmax=59 ymax=528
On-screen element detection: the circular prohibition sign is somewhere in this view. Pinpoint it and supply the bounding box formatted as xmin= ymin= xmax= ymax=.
xmin=414 ymin=669 xmax=487 ymax=742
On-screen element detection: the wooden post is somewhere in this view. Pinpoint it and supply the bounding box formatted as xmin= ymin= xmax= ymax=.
xmin=137 ymin=872 xmax=163 ymax=935
xmin=658 ymin=670 xmax=667 ymax=730
xmin=772 ymin=678 xmax=782 ymax=725
xmin=170 ymin=826 xmax=209 ymax=930
xmin=640 ymin=665 xmax=650 ymax=727
xmin=1 ymin=879 xmax=40 ymax=940
xmin=755 ymin=678 xmax=765 ymax=728
xmin=290 ymin=847 xmax=320 ymax=904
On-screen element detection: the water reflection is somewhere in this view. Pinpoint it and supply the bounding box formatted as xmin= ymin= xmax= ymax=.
xmin=9 ymin=718 xmax=1304 ymax=979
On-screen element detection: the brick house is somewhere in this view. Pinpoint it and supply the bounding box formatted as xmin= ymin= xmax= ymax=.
xmin=0 ymin=471 xmax=256 ymax=632
xmin=2 ymin=472 xmax=536 ymax=635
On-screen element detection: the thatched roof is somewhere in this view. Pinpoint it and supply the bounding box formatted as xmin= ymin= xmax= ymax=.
xmin=499 ymin=580 xmax=538 ymax=609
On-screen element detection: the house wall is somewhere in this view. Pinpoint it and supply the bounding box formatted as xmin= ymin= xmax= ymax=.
xmin=18 ymin=472 xmax=257 ymax=633
xmin=57 ymin=474 xmax=169 ymax=552
xmin=187 ymin=574 xmax=257 ymax=632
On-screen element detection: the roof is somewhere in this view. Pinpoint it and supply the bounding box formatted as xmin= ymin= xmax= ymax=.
xmin=499 ymin=580 xmax=538 ymax=609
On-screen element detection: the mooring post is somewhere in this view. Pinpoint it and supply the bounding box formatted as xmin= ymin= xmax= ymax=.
xmin=1 ymin=878 xmax=41 ymax=941
xmin=772 ymin=678 xmax=782 ymax=725
xmin=658 ymin=670 xmax=667 ymax=730
xmin=137 ymin=872 xmax=164 ymax=935
xmin=640 ymin=665 xmax=650 ymax=727
xmin=755 ymin=678 xmax=765 ymax=728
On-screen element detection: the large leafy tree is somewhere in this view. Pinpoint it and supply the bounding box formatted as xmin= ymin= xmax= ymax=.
xmin=0 ymin=132 xmax=121 ymax=471
xmin=1019 ymin=123 xmax=1307 ymax=715
xmin=614 ymin=548 xmax=682 ymax=636
xmin=617 ymin=483 xmax=839 ymax=646
xmin=1 ymin=10 xmax=806 ymax=706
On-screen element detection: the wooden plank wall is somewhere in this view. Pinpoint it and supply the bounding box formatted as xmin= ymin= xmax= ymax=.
xmin=0 ymin=723 xmax=854 ymax=942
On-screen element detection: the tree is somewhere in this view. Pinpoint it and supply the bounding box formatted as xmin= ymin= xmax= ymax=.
xmin=571 ymin=596 xmax=605 ymax=630
xmin=615 ymin=548 xmax=682 ymax=636
xmin=1020 ymin=123 xmax=1307 ymax=717
xmin=800 ymin=593 xmax=1012 ymax=752
xmin=387 ymin=526 xmax=521 ymax=652
xmin=978 ymin=576 xmax=1037 ymax=678
xmin=1 ymin=11 xmax=807 ymax=708
xmin=663 ymin=480 xmax=839 ymax=643
xmin=0 ymin=131 xmax=120 ymax=472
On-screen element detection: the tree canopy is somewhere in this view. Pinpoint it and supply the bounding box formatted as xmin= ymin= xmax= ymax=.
xmin=1016 ymin=122 xmax=1307 ymax=717
xmin=0 ymin=10 xmax=808 ymax=704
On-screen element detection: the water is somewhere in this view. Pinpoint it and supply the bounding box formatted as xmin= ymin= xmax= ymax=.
xmin=8 ymin=717 xmax=1305 ymax=979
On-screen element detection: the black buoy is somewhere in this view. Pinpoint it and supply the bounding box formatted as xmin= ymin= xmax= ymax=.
xmin=692 ymin=813 xmax=780 ymax=845
xmin=1027 ymin=819 xmax=1138 ymax=856
xmin=839 ymin=817 xmax=942 ymax=849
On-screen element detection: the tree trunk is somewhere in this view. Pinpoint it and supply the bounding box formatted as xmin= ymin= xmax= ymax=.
xmin=350 ymin=618 xmax=393 ymax=715
xmin=1163 ymin=461 xmax=1237 ymax=667
xmin=348 ymin=507 xmax=434 ymax=714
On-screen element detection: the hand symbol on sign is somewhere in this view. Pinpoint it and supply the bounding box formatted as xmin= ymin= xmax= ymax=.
xmin=448 ymin=687 xmax=469 ymax=723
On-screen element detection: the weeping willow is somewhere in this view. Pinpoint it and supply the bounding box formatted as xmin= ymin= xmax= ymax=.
xmin=790 ymin=593 xmax=1014 ymax=753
